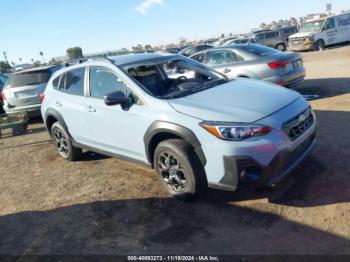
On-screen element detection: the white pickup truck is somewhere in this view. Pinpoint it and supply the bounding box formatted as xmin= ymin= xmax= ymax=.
xmin=288 ymin=12 xmax=350 ymax=51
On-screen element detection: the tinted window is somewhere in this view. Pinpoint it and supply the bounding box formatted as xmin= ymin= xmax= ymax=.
xmin=191 ymin=53 xmax=207 ymax=63
xmin=256 ymin=34 xmax=265 ymax=40
xmin=239 ymin=45 xmax=278 ymax=56
xmin=89 ymin=66 xmax=126 ymax=99
xmin=207 ymin=50 xmax=237 ymax=65
xmin=283 ymin=27 xmax=297 ymax=34
xmin=61 ymin=68 xmax=85 ymax=96
xmin=6 ymin=71 xmax=51 ymax=88
xmin=265 ymin=32 xmax=278 ymax=39
xmin=181 ymin=47 xmax=196 ymax=56
xmin=52 ymin=76 xmax=60 ymax=89
xmin=323 ymin=18 xmax=336 ymax=30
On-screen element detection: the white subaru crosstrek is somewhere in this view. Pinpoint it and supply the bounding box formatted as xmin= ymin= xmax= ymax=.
xmin=41 ymin=53 xmax=316 ymax=199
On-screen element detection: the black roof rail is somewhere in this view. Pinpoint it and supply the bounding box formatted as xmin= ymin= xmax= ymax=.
xmin=88 ymin=57 xmax=114 ymax=63
xmin=62 ymin=56 xmax=113 ymax=67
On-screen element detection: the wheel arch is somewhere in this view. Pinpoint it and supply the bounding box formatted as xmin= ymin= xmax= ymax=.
xmin=144 ymin=121 xmax=206 ymax=168
xmin=44 ymin=108 xmax=69 ymax=137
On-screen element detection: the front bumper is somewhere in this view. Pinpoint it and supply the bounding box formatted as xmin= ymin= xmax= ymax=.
xmin=288 ymin=43 xmax=313 ymax=52
xmin=209 ymin=131 xmax=316 ymax=191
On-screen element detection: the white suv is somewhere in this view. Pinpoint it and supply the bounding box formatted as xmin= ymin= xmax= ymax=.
xmin=41 ymin=53 xmax=317 ymax=199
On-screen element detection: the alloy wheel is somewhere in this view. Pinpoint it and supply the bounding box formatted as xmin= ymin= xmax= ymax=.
xmin=53 ymin=128 xmax=70 ymax=158
xmin=158 ymin=151 xmax=187 ymax=192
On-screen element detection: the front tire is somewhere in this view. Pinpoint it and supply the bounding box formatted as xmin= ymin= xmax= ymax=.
xmin=154 ymin=139 xmax=207 ymax=199
xmin=276 ymin=43 xmax=286 ymax=51
xmin=313 ymin=40 xmax=325 ymax=51
xmin=51 ymin=122 xmax=82 ymax=161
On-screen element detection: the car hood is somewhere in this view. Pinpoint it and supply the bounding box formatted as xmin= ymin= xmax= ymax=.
xmin=289 ymin=32 xmax=314 ymax=39
xmin=169 ymin=78 xmax=301 ymax=123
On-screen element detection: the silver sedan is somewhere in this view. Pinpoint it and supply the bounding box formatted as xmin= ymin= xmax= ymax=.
xmin=190 ymin=44 xmax=305 ymax=87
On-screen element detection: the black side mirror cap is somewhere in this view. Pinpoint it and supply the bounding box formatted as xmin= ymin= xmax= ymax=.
xmin=103 ymin=91 xmax=129 ymax=106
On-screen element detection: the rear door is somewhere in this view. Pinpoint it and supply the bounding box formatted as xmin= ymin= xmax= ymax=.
xmin=55 ymin=67 xmax=91 ymax=144
xmin=4 ymin=70 xmax=50 ymax=107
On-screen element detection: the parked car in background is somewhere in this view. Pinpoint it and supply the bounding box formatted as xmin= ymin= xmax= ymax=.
xmin=254 ymin=26 xmax=299 ymax=51
xmin=0 ymin=74 xmax=9 ymax=114
xmin=190 ymin=44 xmax=305 ymax=87
xmin=222 ymin=37 xmax=257 ymax=45
xmin=288 ymin=12 xmax=350 ymax=51
xmin=179 ymin=44 xmax=213 ymax=57
xmin=2 ymin=65 xmax=61 ymax=117
xmin=42 ymin=53 xmax=316 ymax=199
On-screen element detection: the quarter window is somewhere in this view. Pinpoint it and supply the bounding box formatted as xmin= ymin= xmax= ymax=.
xmin=52 ymin=76 xmax=60 ymax=89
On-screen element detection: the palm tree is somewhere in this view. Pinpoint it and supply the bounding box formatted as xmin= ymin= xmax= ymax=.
xmin=31 ymin=58 xmax=34 ymax=64
xmin=39 ymin=51 xmax=45 ymax=63
xmin=19 ymin=58 xmax=22 ymax=63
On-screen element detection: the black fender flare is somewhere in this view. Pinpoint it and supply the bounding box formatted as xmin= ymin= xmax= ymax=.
xmin=144 ymin=121 xmax=206 ymax=167
xmin=44 ymin=108 xmax=69 ymax=136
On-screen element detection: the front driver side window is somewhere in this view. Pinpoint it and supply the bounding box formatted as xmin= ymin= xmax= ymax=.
xmin=89 ymin=66 xmax=127 ymax=98
xmin=323 ymin=18 xmax=335 ymax=30
xmin=89 ymin=66 xmax=141 ymax=104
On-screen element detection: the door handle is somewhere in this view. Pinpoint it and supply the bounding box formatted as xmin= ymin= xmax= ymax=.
xmin=55 ymin=101 xmax=62 ymax=107
xmin=88 ymin=106 xmax=96 ymax=112
xmin=223 ymin=69 xmax=231 ymax=73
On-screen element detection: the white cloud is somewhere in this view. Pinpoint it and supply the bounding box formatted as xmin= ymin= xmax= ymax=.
xmin=135 ymin=0 xmax=164 ymax=15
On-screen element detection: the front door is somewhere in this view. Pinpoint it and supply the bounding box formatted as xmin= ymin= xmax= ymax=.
xmin=84 ymin=66 xmax=151 ymax=162
xmin=321 ymin=17 xmax=340 ymax=45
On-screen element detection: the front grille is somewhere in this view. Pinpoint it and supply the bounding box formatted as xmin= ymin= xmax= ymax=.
xmin=290 ymin=38 xmax=305 ymax=45
xmin=283 ymin=107 xmax=314 ymax=141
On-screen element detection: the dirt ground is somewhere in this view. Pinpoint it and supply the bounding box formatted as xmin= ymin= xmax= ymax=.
xmin=0 ymin=46 xmax=350 ymax=256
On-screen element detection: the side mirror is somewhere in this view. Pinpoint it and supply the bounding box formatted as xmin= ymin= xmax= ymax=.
xmin=103 ymin=91 xmax=129 ymax=106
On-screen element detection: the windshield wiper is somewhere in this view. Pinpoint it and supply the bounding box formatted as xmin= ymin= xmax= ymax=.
xmin=162 ymin=79 xmax=229 ymax=99
xmin=192 ymin=79 xmax=229 ymax=92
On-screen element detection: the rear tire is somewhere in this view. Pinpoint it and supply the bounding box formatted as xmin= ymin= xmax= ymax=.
xmin=154 ymin=139 xmax=207 ymax=200
xmin=276 ymin=43 xmax=286 ymax=51
xmin=51 ymin=122 xmax=82 ymax=161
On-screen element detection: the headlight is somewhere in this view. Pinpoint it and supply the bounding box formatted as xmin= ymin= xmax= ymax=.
xmin=303 ymin=37 xmax=314 ymax=45
xmin=200 ymin=122 xmax=272 ymax=141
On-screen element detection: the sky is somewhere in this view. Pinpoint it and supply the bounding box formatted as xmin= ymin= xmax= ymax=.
xmin=1 ymin=0 xmax=349 ymax=63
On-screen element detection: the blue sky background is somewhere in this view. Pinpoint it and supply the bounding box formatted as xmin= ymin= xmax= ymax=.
xmin=1 ymin=0 xmax=349 ymax=63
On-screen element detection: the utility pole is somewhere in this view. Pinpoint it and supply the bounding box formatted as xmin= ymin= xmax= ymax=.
xmin=2 ymin=51 xmax=8 ymax=64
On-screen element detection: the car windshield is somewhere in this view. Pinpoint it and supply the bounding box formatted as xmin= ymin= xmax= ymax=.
xmin=6 ymin=71 xmax=51 ymax=88
xmin=122 ymin=57 xmax=228 ymax=99
xmin=299 ymin=20 xmax=325 ymax=32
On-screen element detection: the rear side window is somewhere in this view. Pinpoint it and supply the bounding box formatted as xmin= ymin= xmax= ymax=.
xmin=59 ymin=68 xmax=85 ymax=96
xmin=207 ymin=50 xmax=238 ymax=65
xmin=265 ymin=32 xmax=279 ymax=39
xmin=6 ymin=71 xmax=51 ymax=88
